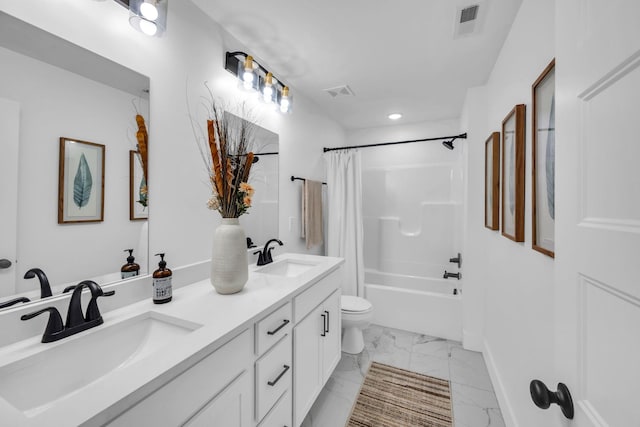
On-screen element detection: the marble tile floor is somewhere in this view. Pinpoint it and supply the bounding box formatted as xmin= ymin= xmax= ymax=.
xmin=301 ymin=324 xmax=505 ymax=427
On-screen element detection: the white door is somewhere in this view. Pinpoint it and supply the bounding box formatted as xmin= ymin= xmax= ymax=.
xmin=184 ymin=371 xmax=252 ymax=427
xmin=555 ymin=1 xmax=640 ymax=425
xmin=0 ymin=98 xmax=20 ymax=297
xmin=321 ymin=290 xmax=341 ymax=379
xmin=293 ymin=304 xmax=323 ymax=427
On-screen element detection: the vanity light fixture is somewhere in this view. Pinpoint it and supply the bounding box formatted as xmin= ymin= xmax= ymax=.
xmin=225 ymin=51 xmax=292 ymax=114
xmin=127 ymin=0 xmax=167 ymax=37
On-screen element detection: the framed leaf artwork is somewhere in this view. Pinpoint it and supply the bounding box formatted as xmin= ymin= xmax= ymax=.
xmin=129 ymin=150 xmax=148 ymax=220
xmin=532 ymin=59 xmax=555 ymax=257
xmin=501 ymin=104 xmax=526 ymax=242
xmin=58 ymin=137 xmax=105 ymax=224
xmin=485 ymin=132 xmax=500 ymax=230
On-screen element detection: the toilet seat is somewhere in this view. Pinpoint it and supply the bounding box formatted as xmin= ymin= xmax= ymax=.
xmin=341 ymin=295 xmax=372 ymax=313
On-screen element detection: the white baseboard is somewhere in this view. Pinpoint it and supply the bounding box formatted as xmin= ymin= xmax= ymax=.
xmin=483 ymin=340 xmax=519 ymax=427
xmin=462 ymin=328 xmax=483 ymax=351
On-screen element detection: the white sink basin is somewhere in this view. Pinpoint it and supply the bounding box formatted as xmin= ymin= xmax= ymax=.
xmin=255 ymin=259 xmax=319 ymax=277
xmin=0 ymin=311 xmax=201 ymax=416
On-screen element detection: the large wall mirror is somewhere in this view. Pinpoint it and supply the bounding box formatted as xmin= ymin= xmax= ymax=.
xmin=224 ymin=113 xmax=279 ymax=248
xmin=0 ymin=12 xmax=150 ymax=309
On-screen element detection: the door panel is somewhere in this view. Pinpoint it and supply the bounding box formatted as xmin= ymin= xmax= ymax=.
xmin=556 ymin=0 xmax=640 ymax=425
xmin=322 ymin=290 xmax=341 ymax=379
xmin=293 ymin=305 xmax=323 ymax=427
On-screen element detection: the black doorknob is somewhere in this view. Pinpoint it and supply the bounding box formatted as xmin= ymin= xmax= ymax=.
xmin=530 ymin=379 xmax=574 ymax=419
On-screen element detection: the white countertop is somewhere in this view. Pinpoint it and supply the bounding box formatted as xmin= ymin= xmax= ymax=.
xmin=0 ymin=253 xmax=343 ymax=427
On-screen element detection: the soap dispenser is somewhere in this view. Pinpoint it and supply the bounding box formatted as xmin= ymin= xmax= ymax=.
xmin=121 ymin=249 xmax=140 ymax=279
xmin=152 ymin=253 xmax=172 ymax=304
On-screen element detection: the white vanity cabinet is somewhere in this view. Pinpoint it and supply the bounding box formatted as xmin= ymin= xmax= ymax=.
xmin=292 ymin=269 xmax=342 ymax=427
xmin=107 ymin=329 xmax=253 ymax=427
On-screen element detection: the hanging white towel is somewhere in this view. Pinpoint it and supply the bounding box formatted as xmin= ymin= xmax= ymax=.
xmin=301 ymin=180 xmax=323 ymax=249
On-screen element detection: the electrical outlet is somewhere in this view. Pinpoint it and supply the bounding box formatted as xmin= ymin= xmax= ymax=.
xmin=288 ymin=217 xmax=296 ymax=232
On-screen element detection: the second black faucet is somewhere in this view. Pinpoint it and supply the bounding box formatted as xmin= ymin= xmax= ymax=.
xmin=254 ymin=239 xmax=283 ymax=266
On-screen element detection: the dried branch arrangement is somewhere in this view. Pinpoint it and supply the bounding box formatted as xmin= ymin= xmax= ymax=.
xmin=195 ymin=88 xmax=256 ymax=218
xmin=135 ymin=113 xmax=149 ymax=208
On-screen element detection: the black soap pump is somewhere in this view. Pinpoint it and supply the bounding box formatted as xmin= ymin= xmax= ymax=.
xmin=152 ymin=253 xmax=172 ymax=304
xmin=121 ymin=249 xmax=140 ymax=279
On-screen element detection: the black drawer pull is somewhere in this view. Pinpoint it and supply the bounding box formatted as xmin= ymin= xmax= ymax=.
xmin=324 ymin=310 xmax=330 ymax=333
xmin=267 ymin=319 xmax=290 ymax=335
xmin=267 ymin=365 xmax=290 ymax=386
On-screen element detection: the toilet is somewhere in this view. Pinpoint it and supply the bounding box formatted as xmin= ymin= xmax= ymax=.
xmin=341 ymin=295 xmax=374 ymax=354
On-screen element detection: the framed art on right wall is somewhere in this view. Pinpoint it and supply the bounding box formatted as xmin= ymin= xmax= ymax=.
xmin=532 ymin=59 xmax=555 ymax=257
xmin=501 ymin=104 xmax=526 ymax=242
xmin=485 ymin=132 xmax=500 ymax=230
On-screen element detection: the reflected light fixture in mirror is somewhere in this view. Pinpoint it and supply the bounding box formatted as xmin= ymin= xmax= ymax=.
xmin=114 ymin=0 xmax=168 ymax=37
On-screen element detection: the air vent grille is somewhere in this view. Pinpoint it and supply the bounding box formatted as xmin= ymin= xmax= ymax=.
xmin=460 ymin=5 xmax=479 ymax=23
xmin=323 ymin=85 xmax=355 ymax=98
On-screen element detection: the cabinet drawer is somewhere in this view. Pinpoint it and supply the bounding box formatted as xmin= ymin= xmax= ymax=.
xmin=258 ymin=390 xmax=292 ymax=427
xmin=256 ymin=302 xmax=292 ymax=356
xmin=255 ymin=334 xmax=292 ymax=422
xmin=294 ymin=267 xmax=342 ymax=323
xmin=107 ymin=329 xmax=251 ymax=426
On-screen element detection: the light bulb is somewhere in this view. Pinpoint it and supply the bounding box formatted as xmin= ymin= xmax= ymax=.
xmin=243 ymin=70 xmax=254 ymax=83
xmin=388 ymin=113 xmax=402 ymax=120
xmin=139 ymin=1 xmax=159 ymax=21
xmin=279 ymin=85 xmax=291 ymax=113
xmin=139 ymin=19 xmax=158 ymax=36
xmin=263 ymin=86 xmax=273 ymax=102
xmin=280 ymin=98 xmax=290 ymax=113
xmin=262 ymin=72 xmax=274 ymax=102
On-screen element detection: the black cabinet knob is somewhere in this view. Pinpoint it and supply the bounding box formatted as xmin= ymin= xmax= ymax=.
xmin=530 ymin=379 xmax=574 ymax=419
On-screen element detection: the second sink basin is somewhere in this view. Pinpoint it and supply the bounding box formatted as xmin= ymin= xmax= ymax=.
xmin=0 ymin=311 xmax=202 ymax=416
xmin=255 ymin=258 xmax=319 ymax=277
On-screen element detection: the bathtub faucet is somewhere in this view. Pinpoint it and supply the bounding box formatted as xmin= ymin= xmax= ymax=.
xmin=443 ymin=271 xmax=461 ymax=280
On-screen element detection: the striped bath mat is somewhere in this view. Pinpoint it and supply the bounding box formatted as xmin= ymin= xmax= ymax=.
xmin=346 ymin=362 xmax=453 ymax=427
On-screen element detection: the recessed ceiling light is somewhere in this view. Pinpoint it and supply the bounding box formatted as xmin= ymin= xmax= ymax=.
xmin=388 ymin=113 xmax=402 ymax=120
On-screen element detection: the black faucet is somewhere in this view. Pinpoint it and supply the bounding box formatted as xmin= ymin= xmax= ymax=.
xmin=23 ymin=268 xmax=52 ymax=299
xmin=0 ymin=296 xmax=31 ymax=309
xmin=66 ymin=280 xmax=114 ymax=327
xmin=443 ymin=271 xmax=461 ymax=280
xmin=254 ymin=238 xmax=283 ymax=266
xmin=21 ymin=280 xmax=115 ymax=343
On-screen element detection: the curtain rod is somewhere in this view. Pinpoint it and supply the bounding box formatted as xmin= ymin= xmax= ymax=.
xmin=323 ymin=132 xmax=467 ymax=153
xmin=291 ymin=176 xmax=327 ymax=185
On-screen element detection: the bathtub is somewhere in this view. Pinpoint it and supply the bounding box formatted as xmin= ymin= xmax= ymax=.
xmin=364 ymin=269 xmax=462 ymax=341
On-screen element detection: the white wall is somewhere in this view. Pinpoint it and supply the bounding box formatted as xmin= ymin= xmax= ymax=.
xmin=0 ymin=0 xmax=345 ymax=275
xmin=0 ymin=47 xmax=149 ymax=291
xmin=461 ymin=0 xmax=556 ymax=425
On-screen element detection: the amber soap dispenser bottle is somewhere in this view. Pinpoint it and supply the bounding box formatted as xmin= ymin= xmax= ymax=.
xmin=121 ymin=249 xmax=140 ymax=279
xmin=152 ymin=253 xmax=172 ymax=304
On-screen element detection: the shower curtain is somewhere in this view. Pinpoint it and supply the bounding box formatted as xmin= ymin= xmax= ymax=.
xmin=325 ymin=150 xmax=365 ymax=297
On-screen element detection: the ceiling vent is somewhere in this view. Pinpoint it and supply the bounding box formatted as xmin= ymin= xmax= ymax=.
xmin=460 ymin=5 xmax=479 ymax=23
xmin=323 ymin=85 xmax=355 ymax=98
xmin=454 ymin=4 xmax=483 ymax=37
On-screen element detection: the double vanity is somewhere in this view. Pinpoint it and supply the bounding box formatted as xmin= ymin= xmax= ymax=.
xmin=0 ymin=253 xmax=344 ymax=427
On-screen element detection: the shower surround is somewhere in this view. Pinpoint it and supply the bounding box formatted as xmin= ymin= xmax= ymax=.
xmin=361 ymin=141 xmax=464 ymax=341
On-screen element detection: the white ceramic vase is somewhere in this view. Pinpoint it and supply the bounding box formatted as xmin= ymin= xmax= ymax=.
xmin=210 ymin=218 xmax=248 ymax=294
